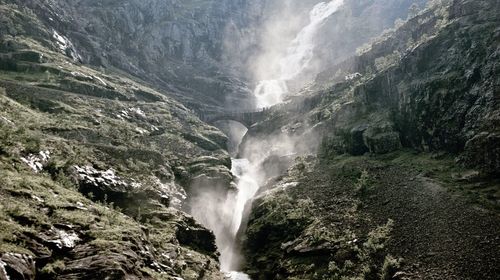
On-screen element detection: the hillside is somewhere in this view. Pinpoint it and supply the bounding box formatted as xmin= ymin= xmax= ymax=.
xmin=241 ymin=0 xmax=499 ymax=279
xmin=0 ymin=0 xmax=499 ymax=279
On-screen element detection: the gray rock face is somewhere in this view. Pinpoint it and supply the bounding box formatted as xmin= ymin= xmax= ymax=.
xmin=2 ymin=0 xmax=262 ymax=111
xmin=313 ymin=0 xmax=499 ymax=174
xmin=363 ymin=124 xmax=402 ymax=154
xmin=0 ymin=253 xmax=36 ymax=280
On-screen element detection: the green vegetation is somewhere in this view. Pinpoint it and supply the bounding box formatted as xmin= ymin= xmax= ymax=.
xmin=0 ymin=6 xmax=230 ymax=276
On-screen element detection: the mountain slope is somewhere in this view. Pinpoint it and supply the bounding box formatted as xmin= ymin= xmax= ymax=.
xmin=0 ymin=0 xmax=257 ymax=112
xmin=241 ymin=0 xmax=500 ymax=279
xmin=0 ymin=1 xmax=238 ymax=279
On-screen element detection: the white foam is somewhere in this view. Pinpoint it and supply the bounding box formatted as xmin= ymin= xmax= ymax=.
xmin=253 ymin=0 xmax=344 ymax=108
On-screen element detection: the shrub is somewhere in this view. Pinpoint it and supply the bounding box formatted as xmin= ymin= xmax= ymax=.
xmin=41 ymin=260 xmax=65 ymax=275
xmin=355 ymin=170 xmax=370 ymax=195
xmin=380 ymin=255 xmax=402 ymax=280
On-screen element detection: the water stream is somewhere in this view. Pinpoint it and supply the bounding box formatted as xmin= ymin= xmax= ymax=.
xmin=253 ymin=0 xmax=344 ymax=108
xmin=221 ymin=1 xmax=345 ymax=278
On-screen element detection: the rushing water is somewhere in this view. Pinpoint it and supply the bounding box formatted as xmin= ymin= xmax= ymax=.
xmin=253 ymin=0 xmax=344 ymax=108
xmin=230 ymin=159 xmax=260 ymax=236
xmin=222 ymin=1 xmax=345 ymax=278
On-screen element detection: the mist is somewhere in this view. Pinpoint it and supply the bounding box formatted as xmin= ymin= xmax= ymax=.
xmin=189 ymin=0 xmax=427 ymax=277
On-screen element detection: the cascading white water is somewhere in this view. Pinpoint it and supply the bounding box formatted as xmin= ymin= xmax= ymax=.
xmin=218 ymin=159 xmax=260 ymax=274
xmin=222 ymin=1 xmax=345 ymax=279
xmin=254 ymin=0 xmax=344 ymax=108
xmin=229 ymin=159 xmax=260 ymax=236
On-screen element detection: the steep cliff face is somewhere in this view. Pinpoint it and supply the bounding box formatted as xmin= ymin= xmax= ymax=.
xmin=307 ymin=0 xmax=429 ymax=83
xmin=242 ymin=0 xmax=499 ymax=279
xmin=0 ymin=0 xmax=262 ymax=112
xmin=317 ymin=0 xmax=500 ymax=175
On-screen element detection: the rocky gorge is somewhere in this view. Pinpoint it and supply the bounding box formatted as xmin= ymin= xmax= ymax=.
xmin=0 ymin=0 xmax=499 ymax=279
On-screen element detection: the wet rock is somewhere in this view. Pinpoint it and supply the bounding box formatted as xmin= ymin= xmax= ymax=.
xmin=144 ymin=209 xmax=218 ymax=257
xmin=0 ymin=253 xmax=36 ymax=280
xmin=177 ymin=225 xmax=218 ymax=256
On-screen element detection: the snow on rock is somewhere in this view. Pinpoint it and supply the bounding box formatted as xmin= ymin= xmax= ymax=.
xmin=42 ymin=227 xmax=80 ymax=249
xmin=151 ymin=125 xmax=160 ymax=132
xmin=135 ymin=127 xmax=148 ymax=134
xmin=21 ymin=150 xmax=50 ymax=173
xmin=345 ymin=72 xmax=362 ymax=81
xmin=55 ymin=229 xmax=80 ymax=249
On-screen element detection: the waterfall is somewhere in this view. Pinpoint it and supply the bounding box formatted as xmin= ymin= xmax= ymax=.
xmin=229 ymin=159 xmax=260 ymax=236
xmin=254 ymin=0 xmax=344 ymax=108
xmin=221 ymin=1 xmax=345 ymax=278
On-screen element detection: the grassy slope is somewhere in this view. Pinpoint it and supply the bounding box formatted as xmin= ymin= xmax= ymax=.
xmin=0 ymin=2 xmax=232 ymax=279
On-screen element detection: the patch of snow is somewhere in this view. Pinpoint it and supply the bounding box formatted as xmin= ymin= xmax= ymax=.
xmin=130 ymin=182 xmax=142 ymax=189
xmin=53 ymin=229 xmax=80 ymax=249
xmin=21 ymin=150 xmax=50 ymax=173
xmin=52 ymin=30 xmax=81 ymax=62
xmin=74 ymin=165 xmax=130 ymax=188
xmin=116 ymin=107 xmax=147 ymax=121
xmin=347 ymin=238 xmax=359 ymax=245
xmin=39 ymin=150 xmax=50 ymax=162
xmin=280 ymin=182 xmax=299 ymax=189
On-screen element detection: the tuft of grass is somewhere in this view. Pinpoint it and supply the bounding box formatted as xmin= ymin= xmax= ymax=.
xmin=41 ymin=260 xmax=66 ymax=276
xmin=355 ymin=169 xmax=371 ymax=195
xmin=380 ymin=255 xmax=402 ymax=280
